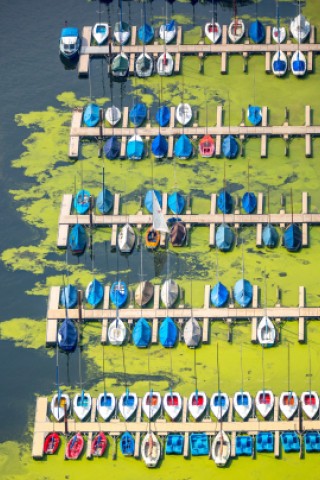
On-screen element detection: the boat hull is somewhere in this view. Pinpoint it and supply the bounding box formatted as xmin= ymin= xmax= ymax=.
xmin=255 ymin=390 xmax=275 ymax=418
xmin=272 ymin=26 xmax=286 ymax=43
xmin=145 ymin=227 xmax=160 ymax=249
xmin=92 ymin=23 xmax=109 ymax=45
xmin=233 ymin=392 xmax=252 ymax=419
xmin=105 ymin=106 xmax=121 ymax=126
xmin=142 ymin=392 xmax=162 ymax=419
xmin=291 ymin=50 xmax=306 ymax=77
xmin=157 ymin=53 xmax=174 ymax=76
xmin=211 ymin=430 xmax=230 ymax=467
xmin=257 ymin=316 xmax=276 ymax=347
xmin=51 ymin=393 xmax=70 ymax=421
xmin=73 ymin=392 xmax=92 ymax=421
xmin=141 ymin=432 xmax=161 ymax=468
xmin=91 ymin=432 xmax=107 ymax=457
xmin=66 ymin=432 xmax=84 ymax=459
xmin=188 ymin=391 xmax=207 ymax=420
xmin=108 ymin=318 xmax=127 ymax=346
xmin=205 ymin=22 xmax=222 ymax=44
xmin=44 ymin=432 xmax=60 ymax=455
xmin=210 ymin=392 xmax=229 ymax=420
xmin=97 ymin=392 xmax=116 ymax=420
xmin=163 ymin=392 xmax=182 ymax=420
xmin=272 ymin=50 xmax=287 ymax=77
xmin=228 ymin=19 xmax=245 ymax=43
xmin=176 ymin=103 xmax=192 ymax=126
xmin=118 ymin=391 xmax=138 ymax=420
xmin=301 ymin=391 xmax=319 ymax=419
xmin=279 ymin=391 xmax=299 ymax=419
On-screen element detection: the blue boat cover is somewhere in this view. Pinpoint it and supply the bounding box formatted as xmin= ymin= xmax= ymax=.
xmin=247 ymin=106 xmax=262 ymax=126
xmin=235 ymin=436 xmax=253 ymax=456
xmin=305 ymin=432 xmax=320 ymax=452
xmin=69 ymin=224 xmax=86 ymax=254
xmin=262 ymin=224 xmax=278 ymax=248
xmin=234 ymin=279 xmax=253 ymax=307
xmin=86 ymin=278 xmax=104 ymax=307
xmin=242 ymin=191 xmax=257 ymax=213
xmin=280 ymin=432 xmax=300 ymax=453
xmin=273 ymin=53 xmax=287 ymax=72
xmin=166 ymin=20 xmax=176 ymax=32
xmin=144 ymin=189 xmax=162 ymax=213
xmin=151 ymin=134 xmax=168 ymax=158
xmin=61 ymin=27 xmax=79 ymax=38
xmin=190 ymin=433 xmax=209 ymax=456
xmin=166 ymin=434 xmax=184 ymax=455
xmin=217 ymin=191 xmax=232 ymax=214
xmin=120 ymin=431 xmax=135 ymax=456
xmin=60 ymin=284 xmax=78 ymax=309
xmin=159 ymin=317 xmax=178 ymax=348
xmin=222 ymin=135 xmax=238 ymax=159
xmin=292 ymin=57 xmax=305 ymax=73
xmin=256 ymin=432 xmax=274 ymax=453
xmin=127 ymin=137 xmax=144 ymax=159
xmin=96 ymin=188 xmax=113 ymax=214
xmin=83 ymin=103 xmax=100 ymax=127
xmin=168 ymin=192 xmax=185 ymax=215
xmin=132 ymin=317 xmax=151 ymax=347
xmin=284 ymin=224 xmax=302 ymax=252
xmin=129 ymin=103 xmax=147 ymax=126
xmin=156 ymin=106 xmax=170 ymax=127
xmin=138 ymin=23 xmax=154 ymax=44
xmin=211 ymin=281 xmax=229 ymax=307
xmin=110 ymin=280 xmax=128 ymax=308
xmin=104 ymin=136 xmax=120 ymax=160
xmin=74 ymin=189 xmax=91 ymax=214
xmin=249 ymin=20 xmax=265 ymax=43
xmin=216 ymin=224 xmax=234 ymax=251
xmin=58 ymin=318 xmax=78 ymax=353
xmin=174 ymin=135 xmax=193 ymax=159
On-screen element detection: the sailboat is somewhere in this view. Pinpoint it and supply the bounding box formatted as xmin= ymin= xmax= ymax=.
xmin=97 ymin=345 xmax=116 ymax=420
xmin=118 ymin=348 xmax=138 ymax=420
xmin=60 ymin=284 xmax=77 ymax=309
xmin=92 ymin=0 xmax=109 ymax=45
xmin=159 ymin=316 xmax=178 ymax=348
xmin=210 ymin=344 xmax=229 ymax=420
xmin=73 ymin=333 xmax=92 ymax=421
xmin=120 ymin=431 xmax=135 ymax=456
xmin=65 ymin=432 xmax=84 ymax=459
xmin=255 ymin=349 xmax=275 ymax=418
xmin=85 ymin=278 xmax=104 ymax=308
xmin=174 ymin=134 xmax=193 ymax=159
xmin=51 ymin=344 xmax=71 ymax=421
xmin=159 ymin=1 xmax=177 ymax=45
xmin=290 ymin=1 xmax=310 ymax=43
xmin=262 ymin=188 xmax=279 ymax=247
xmin=152 ymin=86 xmax=168 ymax=158
xmin=111 ymin=50 xmax=129 ymax=78
xmin=233 ymin=346 xmax=252 ymax=419
xmin=272 ymin=5 xmax=287 ymax=77
xmin=157 ymin=7 xmax=174 ymax=76
xmin=44 ymin=433 xmax=60 ymax=455
xmin=108 ymin=280 xmax=127 ymax=346
xmin=136 ymin=2 xmax=153 ymax=77
xmin=145 ymin=190 xmax=169 ymax=249
xmin=257 ymin=269 xmax=276 ymax=346
xmin=135 ymin=281 xmax=154 ymax=308
xmin=188 ymin=350 xmax=207 ymax=420
xmin=96 ymin=168 xmax=113 ymax=214
xmin=242 ymin=163 xmax=257 ymax=214
xmin=163 ymin=349 xmax=182 ymax=419
xmin=133 ymin=244 xmax=152 ymax=348
xmin=176 ymin=103 xmax=192 ymax=126
xmin=199 ymin=101 xmax=215 ymax=158
xmin=284 ymin=190 xmax=302 ymax=251
xmin=248 ymin=20 xmax=265 ymax=44
xmin=223 ymin=97 xmax=238 ymax=158
xmin=142 ymin=355 xmax=162 ymax=420
xmin=141 ymin=431 xmax=161 ymax=468
xmin=184 ymin=282 xmax=201 ymax=348
xmin=118 ymin=223 xmax=136 ymax=253
xmin=156 ymin=104 xmax=170 ymax=127
xmin=279 ymin=345 xmax=299 ymax=419
xmin=105 ymin=105 xmax=121 ymax=126
xmin=83 ymin=103 xmax=100 ymax=127
xmin=210 ymin=251 xmax=229 ymax=308
xmin=272 ymin=0 xmax=286 ymax=43
xmin=161 ymin=279 xmax=179 ymax=308
xmin=74 ymin=188 xmax=91 ymax=214
xmin=216 ymin=165 xmax=234 ymax=252
xmin=228 ymin=0 xmax=245 ymax=43
xmin=57 ymin=317 xmax=78 ymax=353
xmin=91 ymin=432 xmax=107 ymax=457
xmin=59 ymin=25 xmax=81 ymax=59
xmin=234 ymin=241 xmax=253 ymax=307
xmin=301 ymin=349 xmax=319 ymax=419
xmin=114 ymin=0 xmax=130 ymax=45
xmin=211 ymin=430 xmax=230 ymax=467
xmin=168 ymin=192 xmax=185 ymax=215
xmin=170 ymin=221 xmax=187 ymax=247
xmin=205 ymin=0 xmax=221 ymax=44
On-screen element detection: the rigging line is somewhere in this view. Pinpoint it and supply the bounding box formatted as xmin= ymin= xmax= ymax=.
xmin=287 ymin=343 xmax=290 ymax=392
xmin=240 ymin=343 xmax=244 ymax=392
xmin=261 ymin=347 xmax=265 ymax=392
xmin=194 ymin=348 xmax=198 ymax=392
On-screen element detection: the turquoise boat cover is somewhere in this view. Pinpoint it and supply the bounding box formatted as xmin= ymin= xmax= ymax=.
xmin=96 ymin=188 xmax=113 ymax=214
xmin=168 ymin=192 xmax=185 ymax=214
xmin=222 ymin=135 xmax=238 ymax=159
xmin=83 ymin=103 xmax=100 ymax=127
xmin=58 ymin=318 xmax=78 ymax=353
xmin=60 ymin=284 xmax=77 ymax=309
xmin=127 ymin=137 xmax=144 ymax=159
xmin=132 ymin=318 xmax=151 ymax=348
xmin=69 ymin=224 xmax=86 ymax=255
xmin=210 ymin=281 xmax=229 ymax=307
xmin=216 ymin=224 xmax=234 ymax=251
xmin=284 ymin=223 xmax=302 ymax=252
xmin=249 ymin=20 xmax=265 ymax=43
xmin=305 ymin=432 xmax=320 ymax=452
xmin=156 ymin=106 xmax=170 ymax=127
xmin=234 ymin=279 xmax=253 ymax=307
xmin=151 ymin=134 xmax=168 ymax=157
xmin=129 ymin=103 xmax=147 ymax=126
xmin=236 ymin=436 xmax=253 ymax=456
xmin=190 ymin=433 xmax=209 ymax=456
xmin=86 ymin=278 xmax=104 ymax=307
xmin=247 ymin=106 xmax=262 ymax=126
xmin=144 ymin=189 xmax=162 ymax=213
xmin=174 ymin=134 xmax=193 ymax=158
xmin=242 ymin=191 xmax=257 ymax=213
xmin=74 ymin=189 xmax=91 ymax=214
xmin=256 ymin=432 xmax=274 ymax=453
xmin=159 ymin=317 xmax=178 ymax=348
xmin=262 ymin=224 xmax=278 ymax=248
xmin=110 ymin=280 xmax=128 ymax=308
xmin=280 ymin=432 xmax=300 ymax=453
xmin=138 ymin=23 xmax=154 ymax=44
xmin=61 ymin=27 xmax=79 ymax=38
xmin=166 ymin=434 xmax=184 ymax=455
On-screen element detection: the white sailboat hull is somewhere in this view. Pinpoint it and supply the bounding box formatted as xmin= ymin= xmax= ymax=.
xmin=301 ymin=391 xmax=319 ymax=419
xmin=176 ymin=103 xmax=192 ymax=126
xmin=210 ymin=392 xmax=229 ymax=420
xmin=228 ymin=19 xmax=245 ymax=43
xmin=163 ymin=392 xmax=182 ymax=420
xmin=205 ymin=22 xmax=222 ymax=44
xmin=188 ymin=391 xmax=207 ymax=420
xmin=272 ymin=50 xmax=287 ymax=77
xmin=257 ymin=316 xmax=276 ymax=347
xmin=159 ymin=25 xmax=176 ymax=44
xmin=291 ymin=50 xmax=306 ymax=77
xmin=233 ymin=391 xmax=252 ymax=419
xmin=279 ymin=391 xmax=299 ymax=419
xmin=136 ymin=53 xmax=153 ymax=77
xmin=108 ymin=318 xmax=127 ymax=345
xmin=118 ymin=223 xmax=135 ymax=253
xmin=92 ymin=23 xmax=109 ymax=45
xmin=114 ymin=31 xmax=130 ymax=46
xmin=290 ymin=14 xmax=310 ymax=42
xmin=183 ymin=317 xmax=201 ymax=348
xmin=161 ymin=279 xmax=179 ymax=308
xmin=97 ymin=392 xmax=116 ymax=421
xmin=118 ymin=391 xmax=138 ymax=420
xmin=73 ymin=392 xmax=92 ymax=421
xmin=105 ymin=106 xmax=121 ymax=126
xmin=141 ymin=432 xmax=161 ymax=468
xmin=272 ymin=26 xmax=286 ymax=44
xmin=142 ymin=391 xmax=162 ymax=419
xmin=211 ymin=430 xmax=231 ymax=467
xmin=157 ymin=53 xmax=174 ymax=76
xmin=51 ymin=393 xmax=70 ymax=421
xmin=255 ymin=389 xmax=274 ymax=418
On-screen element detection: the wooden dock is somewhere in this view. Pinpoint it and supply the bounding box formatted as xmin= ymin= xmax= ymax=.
xmin=32 ymin=395 xmax=320 ymax=459
xmin=69 ymin=105 xmax=316 ymax=160
xmin=46 ymin=284 xmax=313 ymax=347
xmin=57 ymin=191 xmax=313 ymax=249
xmin=76 ymin=25 xmax=318 ymax=77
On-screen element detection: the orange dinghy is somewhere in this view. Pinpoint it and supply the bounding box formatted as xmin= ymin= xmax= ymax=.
xmin=145 ymin=227 xmax=160 ymax=249
xmin=199 ymin=135 xmax=215 ymax=158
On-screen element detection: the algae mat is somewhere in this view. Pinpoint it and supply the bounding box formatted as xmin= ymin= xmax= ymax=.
xmin=2 ymin=2 xmax=320 ymax=479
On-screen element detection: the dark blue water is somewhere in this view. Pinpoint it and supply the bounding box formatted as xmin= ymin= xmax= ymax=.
xmin=0 ymin=0 xmax=298 ymax=443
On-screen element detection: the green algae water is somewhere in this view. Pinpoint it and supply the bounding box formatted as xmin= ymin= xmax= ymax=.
xmin=2 ymin=0 xmax=320 ymax=479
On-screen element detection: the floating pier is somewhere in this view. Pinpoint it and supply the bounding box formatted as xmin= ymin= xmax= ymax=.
xmin=46 ymin=285 xmax=312 ymax=347
xmin=69 ymin=105 xmax=316 ymax=160
xmin=77 ymin=25 xmax=318 ymax=77
xmin=57 ymin=191 xmax=312 ymax=249
xmin=32 ymin=395 xmax=319 ymax=460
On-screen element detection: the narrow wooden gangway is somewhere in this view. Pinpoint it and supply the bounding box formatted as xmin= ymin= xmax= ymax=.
xmin=57 ymin=191 xmax=311 ymax=249
xmin=77 ymin=25 xmax=318 ymax=77
xmin=32 ymin=395 xmax=318 ymax=459
xmin=46 ymin=285 xmax=312 ymax=347
xmin=69 ymin=105 xmax=315 ymax=159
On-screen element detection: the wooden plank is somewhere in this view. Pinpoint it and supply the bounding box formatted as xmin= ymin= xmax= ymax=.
xmin=170 ymin=107 xmax=175 ymax=128
xmin=305 ymin=134 xmax=312 ymax=157
xmin=134 ymin=398 xmax=142 ymax=458
xmin=252 ymin=286 xmax=259 ymax=309
xmin=101 ymin=286 xmax=110 ymax=344
xmin=57 ymin=224 xmax=69 ymax=248
xmin=152 ymin=318 xmax=159 ymax=344
xmin=203 ymin=285 xmax=210 ymax=343
xmin=111 ymin=194 xmax=120 ymax=248
xmin=122 ymin=107 xmax=129 ymax=128
xmin=221 ymin=52 xmax=227 ymax=74
xmin=310 ymin=25 xmax=316 ymax=44
xmin=182 ymin=397 xmax=188 ymax=423
xmin=86 ymin=398 xmax=97 ymax=458
xmin=174 ymin=53 xmax=181 ymax=73
xmin=131 ymin=26 xmax=137 ymax=46
xmin=299 ymin=285 xmax=306 ymax=343
xmin=78 ymin=27 xmax=92 ymax=76
xmin=265 ymin=51 xmax=271 ymax=73
xmin=183 ymin=432 xmax=190 ymax=458
xmin=274 ymin=396 xmax=279 ymax=421
xmin=307 ymin=51 xmax=313 ymax=72
xmin=176 ymin=26 xmax=183 ymax=45
xmin=222 ymin=25 xmax=228 ymax=44
xmin=265 ymin=26 xmax=271 ymax=45
xmin=274 ymin=431 xmax=280 ymax=458
xmin=32 ymin=397 xmax=48 ymax=459
xmin=69 ymin=136 xmax=80 ymax=158
xmin=256 ymin=223 xmax=262 ymax=247
xmin=167 ymin=135 xmax=174 ymax=159
xmin=46 ymin=286 xmax=60 ymax=347
xmin=120 ymin=136 xmax=127 ymax=159
xmin=129 ymin=54 xmax=135 ymax=74
xmin=231 ymin=431 xmax=236 ymax=457
xmin=251 ymin=317 xmax=258 ymax=343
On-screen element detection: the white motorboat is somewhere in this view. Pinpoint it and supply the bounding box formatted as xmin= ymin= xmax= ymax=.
xmin=92 ymin=23 xmax=109 ymax=45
